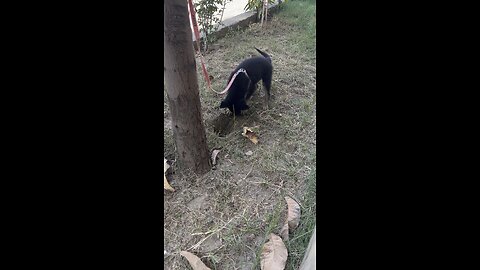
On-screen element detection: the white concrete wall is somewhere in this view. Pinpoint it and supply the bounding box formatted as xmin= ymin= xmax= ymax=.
xmin=190 ymin=0 xmax=249 ymax=31
xmin=188 ymin=0 xmax=279 ymax=41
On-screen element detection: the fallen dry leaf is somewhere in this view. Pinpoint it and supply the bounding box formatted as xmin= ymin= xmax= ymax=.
xmin=279 ymin=222 xmax=289 ymax=241
xmin=280 ymin=197 xmax=301 ymax=241
xmin=260 ymin=233 xmax=288 ymax=270
xmin=211 ymin=149 xmax=221 ymax=166
xmin=180 ymin=251 xmax=211 ymax=270
xmin=285 ymin=196 xmax=301 ymax=232
xmin=164 ymin=158 xmax=170 ymax=173
xmin=164 ymin=175 xmax=175 ymax=192
xmin=242 ymin=127 xmax=259 ymax=144
xmin=164 ymin=158 xmax=175 ymax=192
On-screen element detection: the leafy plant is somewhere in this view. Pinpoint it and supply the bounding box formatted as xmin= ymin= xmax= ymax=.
xmin=244 ymin=0 xmax=276 ymax=20
xmin=194 ymin=0 xmax=231 ymax=52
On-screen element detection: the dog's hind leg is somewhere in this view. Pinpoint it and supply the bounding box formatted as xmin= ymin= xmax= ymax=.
xmin=262 ymin=71 xmax=272 ymax=109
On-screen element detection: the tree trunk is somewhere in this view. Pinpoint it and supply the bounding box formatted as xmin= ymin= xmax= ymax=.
xmin=164 ymin=0 xmax=211 ymax=174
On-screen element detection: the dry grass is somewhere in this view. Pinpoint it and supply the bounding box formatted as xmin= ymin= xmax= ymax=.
xmin=164 ymin=1 xmax=316 ymax=269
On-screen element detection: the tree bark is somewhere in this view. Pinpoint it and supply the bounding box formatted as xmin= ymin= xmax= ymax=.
xmin=164 ymin=0 xmax=211 ymax=174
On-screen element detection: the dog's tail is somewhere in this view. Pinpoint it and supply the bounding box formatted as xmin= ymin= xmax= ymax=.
xmin=255 ymin=47 xmax=271 ymax=63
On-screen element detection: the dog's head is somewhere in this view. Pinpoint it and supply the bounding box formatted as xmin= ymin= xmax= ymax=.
xmin=219 ymin=102 xmax=248 ymax=116
xmin=219 ymin=71 xmax=251 ymax=114
xmin=220 ymin=100 xmax=229 ymax=108
xmin=219 ymin=101 xmax=235 ymax=114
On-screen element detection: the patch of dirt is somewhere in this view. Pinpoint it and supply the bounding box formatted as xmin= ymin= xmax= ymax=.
xmin=210 ymin=113 xmax=234 ymax=136
xmin=186 ymin=194 xmax=209 ymax=211
xmin=198 ymin=234 xmax=223 ymax=253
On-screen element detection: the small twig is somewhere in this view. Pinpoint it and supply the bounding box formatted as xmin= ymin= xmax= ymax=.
xmin=264 ymin=0 xmax=268 ymax=27
xmin=245 ymin=244 xmax=256 ymax=253
xmin=247 ymin=180 xmax=267 ymax=185
xmin=242 ymin=166 xmax=254 ymax=180
xmin=218 ymin=0 xmax=228 ymax=23
xmin=187 ymin=217 xmax=236 ymax=251
xmin=260 ymin=1 xmax=265 ymax=27
xmin=246 ymin=180 xmax=284 ymax=190
xmin=191 ymin=229 xmax=216 ymax=236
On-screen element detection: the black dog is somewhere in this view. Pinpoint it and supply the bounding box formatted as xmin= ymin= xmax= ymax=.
xmin=220 ymin=47 xmax=273 ymax=115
